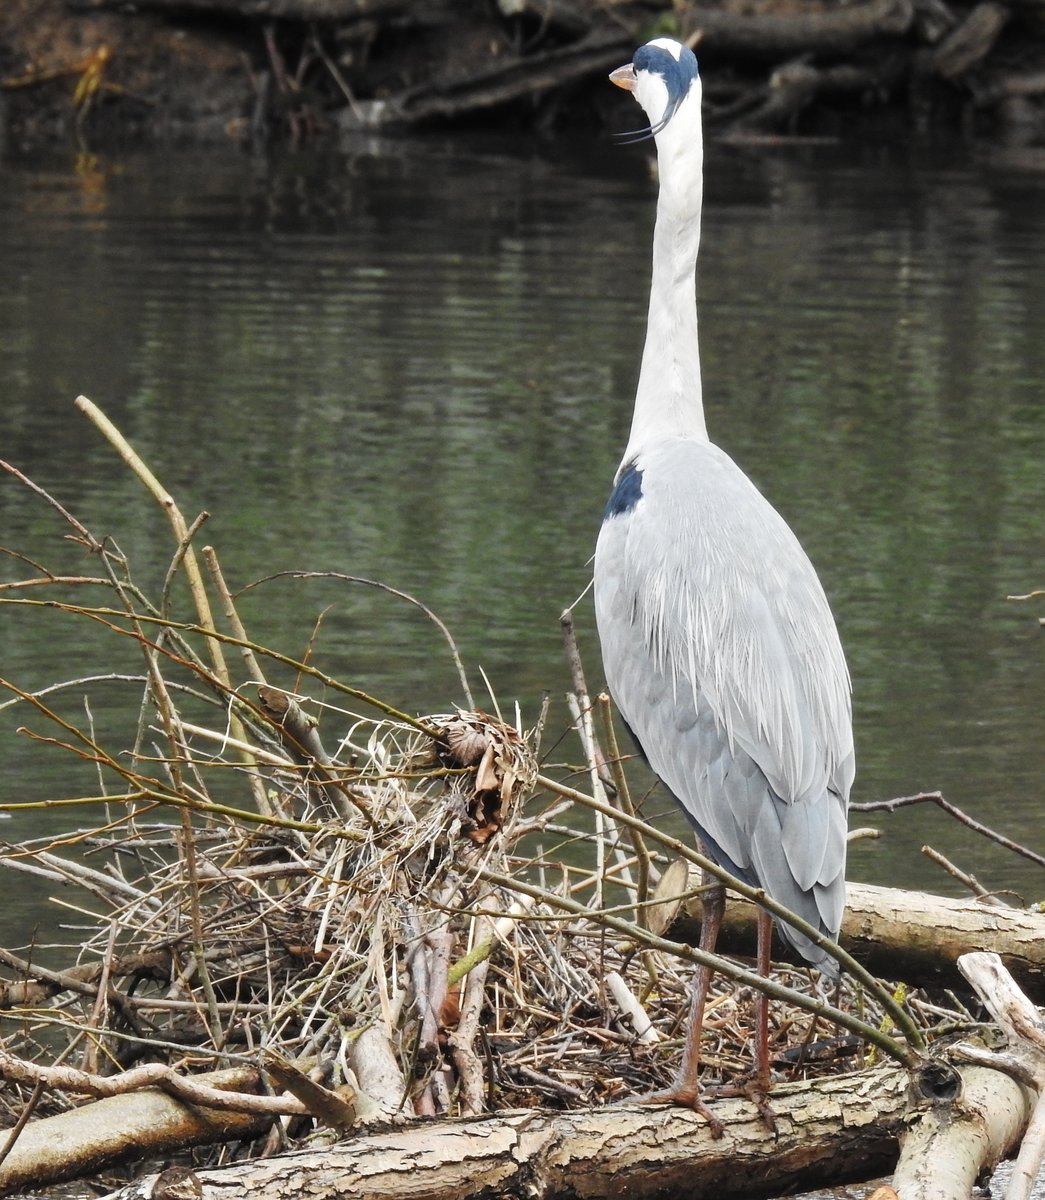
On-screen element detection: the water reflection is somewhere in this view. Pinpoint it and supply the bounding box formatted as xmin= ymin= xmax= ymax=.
xmin=1 ymin=135 xmax=1044 ymax=949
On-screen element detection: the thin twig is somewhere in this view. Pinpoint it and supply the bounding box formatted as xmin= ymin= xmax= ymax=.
xmin=242 ymin=570 xmax=474 ymax=710
xmin=598 ymin=691 xmax=653 ymax=927
xmin=0 ymin=597 xmax=442 ymax=738
xmin=0 ymin=459 xmax=103 ymax=551
xmin=75 ymin=396 xmax=231 ymax=689
xmin=921 ymin=845 xmax=1013 ymax=906
xmin=853 ymin=791 xmax=1045 ymax=869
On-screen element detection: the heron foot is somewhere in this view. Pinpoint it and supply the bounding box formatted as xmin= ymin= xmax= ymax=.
xmin=741 ymin=1076 xmax=777 ymax=1134
xmin=639 ymin=1084 xmax=725 ymax=1138
xmin=709 ymin=1076 xmax=778 ymax=1135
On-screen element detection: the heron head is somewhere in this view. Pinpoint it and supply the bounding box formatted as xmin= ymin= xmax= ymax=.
xmin=610 ymin=38 xmax=700 ymax=143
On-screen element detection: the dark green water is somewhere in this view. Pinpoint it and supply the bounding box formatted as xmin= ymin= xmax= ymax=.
xmin=2 ymin=134 xmax=1044 ymax=945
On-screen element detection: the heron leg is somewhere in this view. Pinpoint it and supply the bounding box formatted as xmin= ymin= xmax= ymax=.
xmin=745 ymin=907 xmax=778 ymax=1132
xmin=641 ymin=870 xmax=725 ymax=1136
xmin=708 ymin=906 xmax=777 ymax=1132
xmin=676 ymin=877 xmax=724 ymax=1097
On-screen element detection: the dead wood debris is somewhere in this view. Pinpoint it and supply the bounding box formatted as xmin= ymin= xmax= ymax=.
xmin=0 ymin=435 xmax=902 ymax=1195
xmin=0 ymin=410 xmax=1041 ymax=1197
xmin=4 ymin=0 xmax=1045 ymax=146
xmin=0 ymin=668 xmax=981 ymax=1200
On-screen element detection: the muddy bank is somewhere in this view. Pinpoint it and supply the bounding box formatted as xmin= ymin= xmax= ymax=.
xmin=1 ymin=0 xmax=1045 ymax=150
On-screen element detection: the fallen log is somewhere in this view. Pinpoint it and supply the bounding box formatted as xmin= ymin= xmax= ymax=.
xmin=94 ymin=1064 xmax=911 ymax=1200
xmin=671 ymin=875 xmax=1045 ymax=1000
xmin=0 ymin=1067 xmax=274 ymax=1196
xmin=877 ymin=952 xmax=1045 ymax=1198
xmin=6 ymin=944 xmax=1042 ymax=1199
xmin=680 ymin=0 xmax=914 ymax=61
xmin=954 ymin=952 xmax=1045 ymax=1199
xmin=891 ymin=1060 xmax=1031 ymax=1199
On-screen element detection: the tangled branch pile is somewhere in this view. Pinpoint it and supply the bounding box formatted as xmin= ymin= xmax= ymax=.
xmin=0 ymin=399 xmax=965 ymax=1195
xmin=4 ymin=0 xmax=1045 ymax=148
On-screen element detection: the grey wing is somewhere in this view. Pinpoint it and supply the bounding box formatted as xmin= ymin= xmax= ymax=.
xmin=594 ymin=440 xmax=853 ymax=967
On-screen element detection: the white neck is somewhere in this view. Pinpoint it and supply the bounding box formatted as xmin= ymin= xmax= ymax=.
xmin=620 ymin=89 xmax=706 ymax=467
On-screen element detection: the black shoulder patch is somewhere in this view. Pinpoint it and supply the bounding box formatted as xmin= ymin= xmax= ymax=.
xmin=603 ymin=462 xmax=644 ymax=519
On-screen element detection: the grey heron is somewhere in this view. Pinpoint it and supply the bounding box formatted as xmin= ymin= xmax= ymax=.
xmin=593 ymin=38 xmax=854 ymax=1113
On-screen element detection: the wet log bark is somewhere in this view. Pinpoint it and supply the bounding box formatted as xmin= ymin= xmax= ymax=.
xmin=93 ymin=1065 xmax=910 ymax=1200
xmin=673 ymin=876 xmax=1045 ymax=1001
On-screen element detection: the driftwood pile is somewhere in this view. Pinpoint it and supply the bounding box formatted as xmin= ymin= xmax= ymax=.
xmin=3 ymin=0 xmax=1045 ymax=146
xmin=2 ymin=397 xmax=1045 ymax=1199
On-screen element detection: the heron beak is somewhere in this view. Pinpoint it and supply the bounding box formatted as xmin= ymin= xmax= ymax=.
xmin=609 ymin=63 xmax=637 ymax=92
